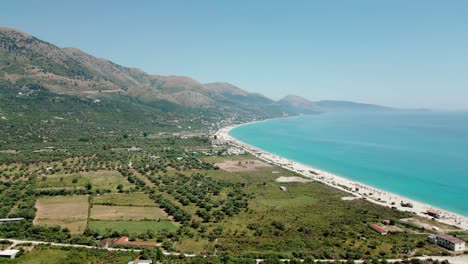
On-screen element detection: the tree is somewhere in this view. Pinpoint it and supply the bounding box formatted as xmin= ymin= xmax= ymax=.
xmin=140 ymin=247 xmax=164 ymax=261
xmin=85 ymin=182 xmax=92 ymax=190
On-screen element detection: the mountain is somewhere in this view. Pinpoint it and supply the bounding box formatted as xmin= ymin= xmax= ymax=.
xmin=278 ymin=95 xmax=322 ymax=114
xmin=1 ymin=26 xmax=396 ymax=124
xmin=0 ymin=27 xmax=218 ymax=106
xmin=315 ymin=100 xmax=394 ymax=112
xmin=0 ymin=27 xmax=294 ymax=120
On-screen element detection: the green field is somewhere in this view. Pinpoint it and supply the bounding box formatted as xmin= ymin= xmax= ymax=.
xmin=90 ymin=205 xmax=168 ymax=221
xmin=93 ymin=192 xmax=157 ymax=206
xmin=89 ymin=220 xmax=178 ymax=233
xmin=0 ymin=246 xmax=138 ymax=264
xmin=35 ymin=171 xmax=134 ymax=191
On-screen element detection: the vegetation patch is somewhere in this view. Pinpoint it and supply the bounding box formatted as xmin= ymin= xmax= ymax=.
xmin=34 ymin=195 xmax=89 ymax=234
xmin=89 ymin=220 xmax=178 ymax=233
xmin=90 ymin=205 xmax=168 ymax=221
xmin=0 ymin=245 xmax=138 ymax=264
xmin=35 ymin=171 xmax=134 ymax=192
xmin=93 ymin=192 xmax=157 ymax=206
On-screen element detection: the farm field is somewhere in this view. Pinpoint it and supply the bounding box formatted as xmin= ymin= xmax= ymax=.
xmin=93 ymin=192 xmax=157 ymax=206
xmin=34 ymin=196 xmax=89 ymax=234
xmin=35 ymin=171 xmax=134 ymax=191
xmin=89 ymin=220 xmax=178 ymax=233
xmin=90 ymin=205 xmax=168 ymax=221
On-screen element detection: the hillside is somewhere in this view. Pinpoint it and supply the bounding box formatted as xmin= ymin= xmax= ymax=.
xmin=315 ymin=100 xmax=394 ymax=112
xmin=1 ymin=27 xmax=307 ymax=119
xmin=278 ymin=95 xmax=322 ymax=115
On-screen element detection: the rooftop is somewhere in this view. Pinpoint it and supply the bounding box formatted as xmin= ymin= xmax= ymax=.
xmin=0 ymin=249 xmax=20 ymax=258
xmin=370 ymin=224 xmax=388 ymax=234
xmin=436 ymin=234 xmax=465 ymax=244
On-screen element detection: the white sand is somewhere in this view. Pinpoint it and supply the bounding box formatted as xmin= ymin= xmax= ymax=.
xmin=216 ymin=124 xmax=468 ymax=231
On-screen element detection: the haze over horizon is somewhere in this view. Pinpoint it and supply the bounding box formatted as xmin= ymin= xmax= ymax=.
xmin=2 ymin=0 xmax=468 ymax=110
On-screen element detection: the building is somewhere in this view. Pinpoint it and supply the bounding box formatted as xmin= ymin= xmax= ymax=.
xmin=0 ymin=250 xmax=20 ymax=259
xmin=128 ymin=146 xmax=142 ymax=152
xmin=0 ymin=218 xmax=24 ymax=224
xmin=128 ymin=260 xmax=152 ymax=264
xmin=427 ymin=235 xmax=438 ymax=244
xmin=113 ymin=236 xmax=158 ymax=247
xmin=382 ymin=219 xmax=391 ymax=225
xmin=370 ymin=224 xmax=388 ymax=235
xmin=427 ymin=234 xmax=465 ymax=251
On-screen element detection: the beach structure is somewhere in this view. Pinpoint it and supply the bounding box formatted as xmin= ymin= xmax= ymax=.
xmin=427 ymin=234 xmax=465 ymax=251
xmin=0 ymin=250 xmax=20 ymax=259
xmin=426 ymin=209 xmax=441 ymax=219
xmin=370 ymin=224 xmax=388 ymax=235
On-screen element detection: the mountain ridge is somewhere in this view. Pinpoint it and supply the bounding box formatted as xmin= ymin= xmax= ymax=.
xmin=1 ymin=26 xmax=396 ymax=119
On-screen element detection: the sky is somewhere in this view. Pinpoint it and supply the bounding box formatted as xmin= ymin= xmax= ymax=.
xmin=1 ymin=1 xmax=468 ymax=110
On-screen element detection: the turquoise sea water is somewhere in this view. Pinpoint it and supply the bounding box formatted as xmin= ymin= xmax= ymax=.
xmin=230 ymin=112 xmax=468 ymax=216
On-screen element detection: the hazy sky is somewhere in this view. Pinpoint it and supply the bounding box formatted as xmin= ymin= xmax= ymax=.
xmin=2 ymin=1 xmax=468 ymax=109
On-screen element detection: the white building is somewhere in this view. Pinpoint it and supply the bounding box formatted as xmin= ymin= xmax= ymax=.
xmin=428 ymin=234 xmax=465 ymax=251
xmin=0 ymin=250 xmax=20 ymax=259
xmin=128 ymin=260 xmax=152 ymax=264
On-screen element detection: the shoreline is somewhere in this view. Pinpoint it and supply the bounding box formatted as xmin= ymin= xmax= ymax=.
xmin=215 ymin=120 xmax=468 ymax=231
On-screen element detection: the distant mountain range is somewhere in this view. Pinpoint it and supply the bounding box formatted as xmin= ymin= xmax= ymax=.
xmin=0 ymin=27 xmax=396 ymax=120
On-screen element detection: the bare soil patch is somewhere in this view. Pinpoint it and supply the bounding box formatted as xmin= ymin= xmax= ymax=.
xmin=275 ymin=176 xmax=312 ymax=183
xmin=34 ymin=195 xmax=89 ymax=234
xmin=215 ymin=159 xmax=271 ymax=172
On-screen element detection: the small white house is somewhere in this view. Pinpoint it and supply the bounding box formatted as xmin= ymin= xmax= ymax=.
xmin=0 ymin=250 xmax=20 ymax=259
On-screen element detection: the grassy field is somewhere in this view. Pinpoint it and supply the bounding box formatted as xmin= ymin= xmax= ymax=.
xmin=34 ymin=196 xmax=89 ymax=234
xmin=0 ymin=246 xmax=138 ymax=264
xmin=90 ymin=205 xmax=168 ymax=221
xmin=93 ymin=192 xmax=157 ymax=206
xmin=89 ymin=220 xmax=178 ymax=233
xmin=35 ymin=171 xmax=134 ymax=191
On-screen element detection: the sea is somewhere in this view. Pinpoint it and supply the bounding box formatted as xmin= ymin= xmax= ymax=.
xmin=229 ymin=111 xmax=468 ymax=217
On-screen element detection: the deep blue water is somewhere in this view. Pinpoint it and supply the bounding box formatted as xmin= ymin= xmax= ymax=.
xmin=230 ymin=112 xmax=468 ymax=216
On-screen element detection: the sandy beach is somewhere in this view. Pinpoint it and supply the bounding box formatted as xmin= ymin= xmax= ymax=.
xmin=216 ymin=123 xmax=468 ymax=231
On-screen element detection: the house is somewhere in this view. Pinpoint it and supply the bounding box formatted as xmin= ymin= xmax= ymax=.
xmin=279 ymin=186 xmax=287 ymax=192
xmin=430 ymin=234 xmax=465 ymax=251
xmin=128 ymin=146 xmax=142 ymax=152
xmin=113 ymin=236 xmax=158 ymax=247
xmin=370 ymin=224 xmax=388 ymax=235
xmin=0 ymin=250 xmax=20 ymax=259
